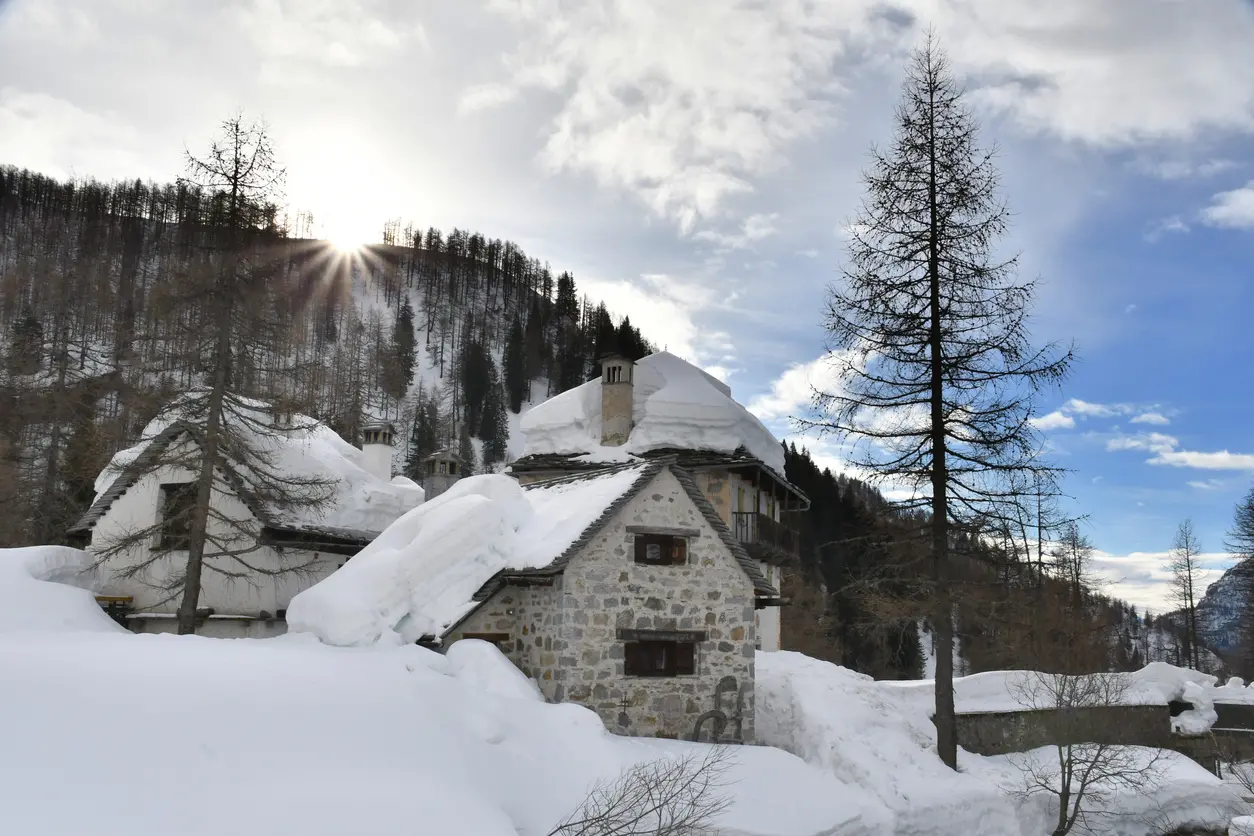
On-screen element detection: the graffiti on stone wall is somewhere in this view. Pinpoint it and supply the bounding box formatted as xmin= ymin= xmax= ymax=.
xmin=690 ymin=675 xmax=747 ymax=743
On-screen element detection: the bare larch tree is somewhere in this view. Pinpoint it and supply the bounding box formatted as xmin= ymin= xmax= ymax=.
xmin=1168 ymin=518 xmax=1203 ymax=670
xmin=806 ymin=36 xmax=1072 ymax=768
xmin=91 ymin=114 xmax=334 ymax=634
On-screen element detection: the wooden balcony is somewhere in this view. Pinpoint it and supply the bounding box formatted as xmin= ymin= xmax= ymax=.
xmin=731 ymin=511 xmax=800 ymax=561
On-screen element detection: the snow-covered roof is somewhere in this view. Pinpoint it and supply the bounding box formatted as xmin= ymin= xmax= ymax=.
xmin=518 ymin=351 xmax=788 ymax=476
xmin=287 ymin=464 xmax=654 ymax=646
xmin=287 ymin=459 xmax=778 ymax=647
xmin=71 ymin=396 xmax=424 ymax=541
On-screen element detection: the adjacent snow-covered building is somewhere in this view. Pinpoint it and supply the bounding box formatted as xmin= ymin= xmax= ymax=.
xmin=68 ymin=403 xmax=424 ymax=638
xmin=510 ymin=351 xmax=809 ymax=652
xmin=287 ymin=350 xmax=808 ymax=742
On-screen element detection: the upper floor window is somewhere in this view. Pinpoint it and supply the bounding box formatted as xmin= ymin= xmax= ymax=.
xmin=634 ymin=533 xmax=687 ymax=566
xmin=158 ymin=483 xmax=196 ymax=550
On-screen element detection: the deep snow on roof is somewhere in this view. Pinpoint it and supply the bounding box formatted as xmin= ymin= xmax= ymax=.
xmin=88 ymin=395 xmax=424 ymax=538
xmin=519 ymin=351 xmax=787 ymax=476
xmin=287 ymin=464 xmax=652 ymax=647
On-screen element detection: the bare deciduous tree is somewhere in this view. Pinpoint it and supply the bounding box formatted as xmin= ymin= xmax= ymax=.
xmin=1168 ymin=519 xmax=1203 ymax=670
xmin=547 ymin=748 xmax=734 ymax=836
xmin=805 ymin=34 xmax=1072 ymax=768
xmin=1008 ymin=671 xmax=1167 ymax=836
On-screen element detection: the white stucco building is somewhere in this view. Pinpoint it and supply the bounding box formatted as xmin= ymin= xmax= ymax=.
xmin=68 ymin=404 xmax=424 ymax=638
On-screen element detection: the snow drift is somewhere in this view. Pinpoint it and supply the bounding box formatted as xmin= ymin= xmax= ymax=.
xmin=287 ymin=466 xmax=648 ymax=646
xmin=0 ymin=546 xmax=123 ymax=635
xmin=520 ymin=351 xmax=788 ymax=475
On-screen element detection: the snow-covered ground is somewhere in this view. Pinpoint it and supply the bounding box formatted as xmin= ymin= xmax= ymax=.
xmin=1 ymin=546 xmax=1248 ymax=836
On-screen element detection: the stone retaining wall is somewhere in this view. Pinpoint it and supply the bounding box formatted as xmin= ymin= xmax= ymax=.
xmin=955 ymin=705 xmax=1174 ymax=756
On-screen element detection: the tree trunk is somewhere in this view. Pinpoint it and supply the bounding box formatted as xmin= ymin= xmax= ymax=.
xmin=926 ymin=68 xmax=957 ymax=770
xmin=175 ymin=287 xmax=233 ymax=635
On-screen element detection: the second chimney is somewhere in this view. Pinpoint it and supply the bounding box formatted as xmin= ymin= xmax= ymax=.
xmin=599 ymin=353 xmax=634 ymax=446
xmin=360 ymin=421 xmax=396 ymax=482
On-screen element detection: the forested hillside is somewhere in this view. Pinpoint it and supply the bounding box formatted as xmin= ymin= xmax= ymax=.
xmin=779 ymin=443 xmax=1223 ymax=680
xmin=0 ymin=165 xmax=651 ymax=547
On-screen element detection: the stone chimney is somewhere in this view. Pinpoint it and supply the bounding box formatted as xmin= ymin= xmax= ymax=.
xmin=422 ymin=449 xmax=465 ymax=499
xmin=360 ymin=421 xmax=396 ymax=482
xmin=599 ymin=353 xmax=634 ymax=447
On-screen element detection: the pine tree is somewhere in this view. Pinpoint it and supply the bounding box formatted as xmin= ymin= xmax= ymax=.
xmin=805 ymin=37 xmax=1071 ymax=768
xmin=403 ymin=383 xmax=440 ymax=484
xmin=480 ymin=361 xmax=510 ymax=470
xmin=381 ymin=296 xmax=416 ymax=404
xmin=503 ymin=318 xmax=527 ymax=413
xmin=457 ymin=425 xmax=477 ymax=476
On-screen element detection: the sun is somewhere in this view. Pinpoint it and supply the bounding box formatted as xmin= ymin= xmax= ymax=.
xmin=320 ymin=214 xmax=376 ymax=253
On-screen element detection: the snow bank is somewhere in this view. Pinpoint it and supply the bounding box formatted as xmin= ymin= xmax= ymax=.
xmin=976 ymin=746 xmax=1245 ymax=836
xmin=756 ymin=650 xmax=1021 ymax=835
xmin=1172 ymin=680 xmax=1219 ymax=735
xmin=0 ymin=630 xmax=872 ymax=836
xmin=882 ymin=661 xmax=1219 ymax=715
xmin=0 ymin=546 xmax=123 ymax=635
xmin=1233 ymin=815 xmax=1254 ymax=836
xmin=95 ymin=393 xmax=424 ymax=535
xmin=288 ymin=466 xmax=648 ymax=646
xmin=520 ymin=351 xmax=788 ymax=475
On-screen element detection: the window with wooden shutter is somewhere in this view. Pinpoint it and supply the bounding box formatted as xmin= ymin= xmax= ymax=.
xmin=623 ymin=640 xmax=696 ymax=677
xmin=633 ymin=534 xmax=687 ymax=566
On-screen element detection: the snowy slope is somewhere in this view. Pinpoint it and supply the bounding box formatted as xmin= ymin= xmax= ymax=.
xmin=520 ymin=351 xmax=788 ymax=475
xmin=287 ymin=466 xmax=648 ymax=646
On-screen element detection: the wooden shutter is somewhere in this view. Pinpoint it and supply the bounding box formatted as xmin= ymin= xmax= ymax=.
xmin=670 ymin=538 xmax=687 ymax=565
xmin=674 ymin=642 xmax=695 ymax=675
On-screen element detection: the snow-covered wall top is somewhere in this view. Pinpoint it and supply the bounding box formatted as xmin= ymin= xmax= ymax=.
xmin=519 ymin=351 xmax=786 ymax=476
xmin=95 ymin=394 xmax=424 ymax=536
xmin=287 ymin=465 xmax=648 ymax=647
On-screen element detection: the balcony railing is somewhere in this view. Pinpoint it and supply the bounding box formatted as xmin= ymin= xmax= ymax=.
xmin=731 ymin=511 xmax=799 ymax=557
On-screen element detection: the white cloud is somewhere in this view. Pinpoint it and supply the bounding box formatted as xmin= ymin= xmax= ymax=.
xmin=1107 ymin=431 xmax=1254 ymax=471
xmin=468 ymin=0 xmax=905 ymax=230
xmin=1188 ymin=478 xmax=1226 ymax=490
xmin=1144 ymin=215 xmax=1190 ymax=242
xmin=694 ymin=212 xmax=780 ymax=250
xmin=1130 ymin=411 xmax=1171 ymax=426
xmin=0 ymin=88 xmax=147 ymax=179
xmin=576 ymin=272 xmax=730 ymax=367
xmin=1092 ymin=549 xmax=1235 ymax=613
xmin=747 ymin=352 xmax=847 ymax=423
xmin=232 ymin=0 xmax=421 ymax=72
xmin=1202 ymin=180 xmax=1254 ymax=229
xmin=1134 ymin=157 xmax=1238 ymax=181
xmin=925 ymin=0 xmax=1254 ymax=146
xmin=1029 ymin=410 xmax=1075 ymax=431
xmin=1033 ymin=398 xmax=1175 ymax=431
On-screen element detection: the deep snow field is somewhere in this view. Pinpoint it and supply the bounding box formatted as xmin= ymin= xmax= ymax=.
xmin=1 ymin=545 xmax=1247 ymax=836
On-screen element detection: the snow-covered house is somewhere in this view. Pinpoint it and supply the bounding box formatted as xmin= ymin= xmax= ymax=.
xmin=509 ymin=351 xmax=809 ymax=651
xmin=67 ymin=402 xmax=425 ymax=638
xmin=285 ymin=350 xmax=806 ymax=742
xmin=288 ymin=457 xmax=781 ymax=742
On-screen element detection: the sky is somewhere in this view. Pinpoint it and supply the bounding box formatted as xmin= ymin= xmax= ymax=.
xmin=1 ymin=0 xmax=1252 ymax=612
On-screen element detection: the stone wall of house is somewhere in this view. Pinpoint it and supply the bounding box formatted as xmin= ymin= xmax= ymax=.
xmin=556 ymin=467 xmax=758 ymax=743
xmin=444 ymin=583 xmax=563 ymax=685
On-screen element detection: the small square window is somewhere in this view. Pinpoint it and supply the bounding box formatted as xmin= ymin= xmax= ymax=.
xmin=624 ymin=640 xmax=695 ymax=677
xmin=633 ymin=534 xmax=686 ymax=566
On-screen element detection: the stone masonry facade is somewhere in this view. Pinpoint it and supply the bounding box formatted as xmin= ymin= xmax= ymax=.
xmin=446 ymin=467 xmax=757 ymax=742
